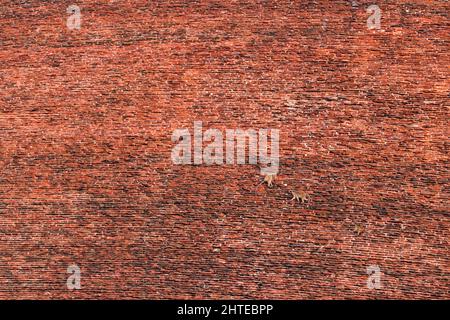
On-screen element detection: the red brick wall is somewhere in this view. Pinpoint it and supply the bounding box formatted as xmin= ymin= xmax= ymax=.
xmin=0 ymin=0 xmax=448 ymax=299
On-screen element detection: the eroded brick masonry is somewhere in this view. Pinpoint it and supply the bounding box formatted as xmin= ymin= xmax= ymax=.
xmin=0 ymin=0 xmax=448 ymax=299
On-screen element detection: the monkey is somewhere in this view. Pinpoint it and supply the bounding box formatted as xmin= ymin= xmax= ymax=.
xmin=254 ymin=164 xmax=276 ymax=188
xmin=291 ymin=190 xmax=309 ymax=203
xmin=354 ymin=225 xmax=364 ymax=236
xmin=257 ymin=174 xmax=275 ymax=188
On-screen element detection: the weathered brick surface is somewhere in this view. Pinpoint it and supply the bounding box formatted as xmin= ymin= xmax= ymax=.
xmin=0 ymin=0 xmax=448 ymax=299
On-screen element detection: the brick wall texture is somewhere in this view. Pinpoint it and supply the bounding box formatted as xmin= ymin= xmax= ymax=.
xmin=0 ymin=0 xmax=448 ymax=299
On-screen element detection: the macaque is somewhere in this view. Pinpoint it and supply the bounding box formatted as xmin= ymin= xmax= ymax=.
xmin=354 ymin=225 xmax=365 ymax=236
xmin=291 ymin=191 xmax=309 ymax=203
xmin=263 ymin=174 xmax=276 ymax=188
